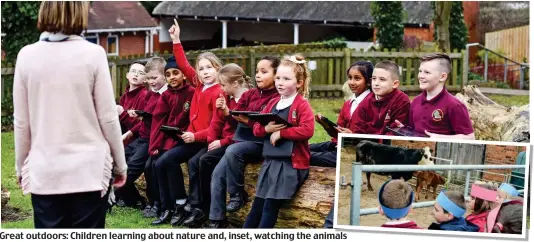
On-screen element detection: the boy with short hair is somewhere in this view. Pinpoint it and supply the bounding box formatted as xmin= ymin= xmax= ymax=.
xmin=118 ymin=62 xmax=148 ymax=159
xmin=339 ymin=60 xmax=410 ymax=135
xmin=378 ymin=179 xmax=422 ymax=229
xmin=117 ymin=57 xmax=168 ymax=210
xmin=428 ymin=190 xmax=479 ymax=231
xmin=398 ymin=53 xmax=474 ymax=140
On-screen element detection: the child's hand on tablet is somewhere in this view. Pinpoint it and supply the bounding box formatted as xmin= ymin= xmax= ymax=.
xmin=335 ymin=126 xmax=352 ymax=134
xmin=233 ymin=114 xmax=250 ymax=124
xmin=181 ymin=132 xmax=195 ymax=143
xmin=265 ymin=121 xmax=286 ymax=133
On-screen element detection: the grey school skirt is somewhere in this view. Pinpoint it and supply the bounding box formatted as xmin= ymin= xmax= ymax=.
xmin=255 ymin=158 xmax=309 ymax=200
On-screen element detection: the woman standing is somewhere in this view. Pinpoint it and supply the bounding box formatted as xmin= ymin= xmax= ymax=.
xmin=13 ymin=1 xmax=127 ymax=228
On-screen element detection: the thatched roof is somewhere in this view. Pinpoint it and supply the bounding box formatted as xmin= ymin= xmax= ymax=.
xmin=153 ymin=1 xmax=433 ymax=27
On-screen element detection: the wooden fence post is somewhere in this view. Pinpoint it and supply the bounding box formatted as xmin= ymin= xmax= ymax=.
xmin=249 ymin=49 xmax=255 ymax=82
xmin=462 ymin=49 xmax=468 ymax=89
xmin=111 ymin=62 xmax=118 ymax=100
xmin=344 ymin=48 xmax=351 ymax=72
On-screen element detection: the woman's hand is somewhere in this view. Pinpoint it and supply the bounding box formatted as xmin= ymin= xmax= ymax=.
xmin=265 ymin=121 xmax=286 ymax=133
xmin=113 ymin=173 xmax=127 ymax=188
xmin=208 ymin=140 xmax=222 ymax=151
xmin=181 ymin=132 xmax=195 ymax=143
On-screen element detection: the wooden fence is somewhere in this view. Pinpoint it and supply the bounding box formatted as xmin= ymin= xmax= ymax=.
xmin=485 ymin=25 xmax=529 ymax=63
xmin=1 ymin=48 xmax=465 ymax=100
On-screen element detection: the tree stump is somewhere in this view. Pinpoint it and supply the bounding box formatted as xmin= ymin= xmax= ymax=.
xmin=454 ymin=85 xmax=529 ymax=142
xmin=134 ymin=163 xmax=336 ymax=228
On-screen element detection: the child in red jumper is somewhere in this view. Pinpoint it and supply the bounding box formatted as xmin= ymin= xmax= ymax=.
xmin=243 ymin=54 xmax=314 ymax=228
xmin=346 ymin=61 xmax=410 ymax=135
xmin=151 ymin=22 xmax=224 ymax=226
xmin=117 ymin=62 xmax=148 ymax=160
xmin=378 ymin=179 xmax=422 ymax=229
xmin=396 ymin=53 xmax=474 ymax=140
xmin=311 ymin=61 xmax=373 ymax=167
xmin=141 ymin=56 xmax=195 ymax=218
xmin=182 ymin=63 xmax=253 ymax=227
xmin=466 ymin=182 xmax=498 ymax=232
xmin=117 ymin=57 xmax=167 ymax=209
xmin=208 ymin=56 xmax=281 ymax=228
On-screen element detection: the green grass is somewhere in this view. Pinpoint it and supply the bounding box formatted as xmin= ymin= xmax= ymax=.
xmin=1 ymin=95 xmax=529 ymax=228
xmin=486 ymin=94 xmax=529 ymax=107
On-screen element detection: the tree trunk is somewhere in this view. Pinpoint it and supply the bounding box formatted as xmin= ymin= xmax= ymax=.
xmin=134 ymin=163 xmax=336 ymax=228
xmin=454 ymin=85 xmax=529 ymax=142
xmin=435 ymin=1 xmax=453 ymax=52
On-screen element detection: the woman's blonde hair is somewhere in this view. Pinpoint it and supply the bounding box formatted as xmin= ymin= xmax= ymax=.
xmin=37 ymin=1 xmax=89 ymax=35
xmin=218 ymin=63 xmax=253 ymax=89
xmin=280 ymin=54 xmax=311 ymax=98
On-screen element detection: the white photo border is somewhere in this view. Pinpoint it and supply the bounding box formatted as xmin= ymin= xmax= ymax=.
xmin=332 ymin=133 xmax=530 ymax=240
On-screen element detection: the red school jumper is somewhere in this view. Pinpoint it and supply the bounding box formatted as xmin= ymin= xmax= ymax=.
xmin=253 ymin=95 xmax=315 ymax=169
xmin=119 ymin=86 xmax=148 ymax=133
xmin=148 ymin=83 xmax=195 ymax=155
xmin=350 ymin=88 xmax=410 ymax=135
xmin=130 ymin=89 xmax=163 ymax=140
xmin=208 ymin=97 xmax=239 ymax=146
xmin=466 ymin=211 xmax=490 ymax=232
xmin=173 ymin=43 xmax=223 ymax=143
xmin=381 ymin=221 xmax=422 ymax=229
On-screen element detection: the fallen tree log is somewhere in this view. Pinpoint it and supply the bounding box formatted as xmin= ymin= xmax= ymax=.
xmin=455 ymin=85 xmax=529 ymax=142
xmin=134 ymin=163 xmax=336 ymax=228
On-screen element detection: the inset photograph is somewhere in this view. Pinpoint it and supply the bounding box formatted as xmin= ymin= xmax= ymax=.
xmin=334 ymin=135 xmax=529 ymax=238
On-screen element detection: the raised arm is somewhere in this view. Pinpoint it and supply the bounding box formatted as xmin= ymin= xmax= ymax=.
xmin=170 ymin=22 xmax=200 ymax=87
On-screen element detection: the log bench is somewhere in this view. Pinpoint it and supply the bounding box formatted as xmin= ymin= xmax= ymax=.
xmin=134 ymin=163 xmax=336 ymax=228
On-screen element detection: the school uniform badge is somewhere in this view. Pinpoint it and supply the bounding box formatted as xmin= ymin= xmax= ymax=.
xmin=184 ymin=101 xmax=191 ymax=111
xmin=432 ymin=109 xmax=444 ymax=121
xmin=292 ymin=110 xmax=297 ymax=119
xmin=384 ymin=110 xmax=391 ymax=122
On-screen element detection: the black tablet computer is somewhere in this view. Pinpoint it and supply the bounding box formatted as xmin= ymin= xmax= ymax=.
xmin=247 ymin=113 xmax=292 ymax=127
xmin=133 ymin=110 xmax=152 ymax=118
xmin=317 ymin=116 xmax=339 ymax=138
xmin=160 ymin=125 xmax=184 ymax=135
xmin=387 ymin=126 xmax=428 ymax=137
xmin=229 ymin=111 xmax=260 ymax=116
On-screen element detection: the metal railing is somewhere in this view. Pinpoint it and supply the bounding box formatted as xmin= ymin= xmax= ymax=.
xmin=464 ymin=43 xmax=529 ymax=89
xmin=349 ymin=163 xmax=527 ymax=226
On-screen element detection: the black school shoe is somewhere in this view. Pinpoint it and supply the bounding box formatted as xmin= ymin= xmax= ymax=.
xmin=182 ymin=208 xmax=207 ymax=228
xmin=170 ymin=204 xmax=187 ymax=227
xmin=143 ymin=205 xmax=160 ymax=218
xmin=151 ymin=210 xmax=173 ymax=225
xmin=207 ymin=219 xmax=228 ymax=228
xmin=226 ymin=192 xmax=248 ymax=213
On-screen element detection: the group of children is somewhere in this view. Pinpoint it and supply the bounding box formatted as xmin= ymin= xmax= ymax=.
xmin=376 ymin=179 xmax=523 ymax=234
xmin=114 ymin=20 xmax=478 ymax=229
